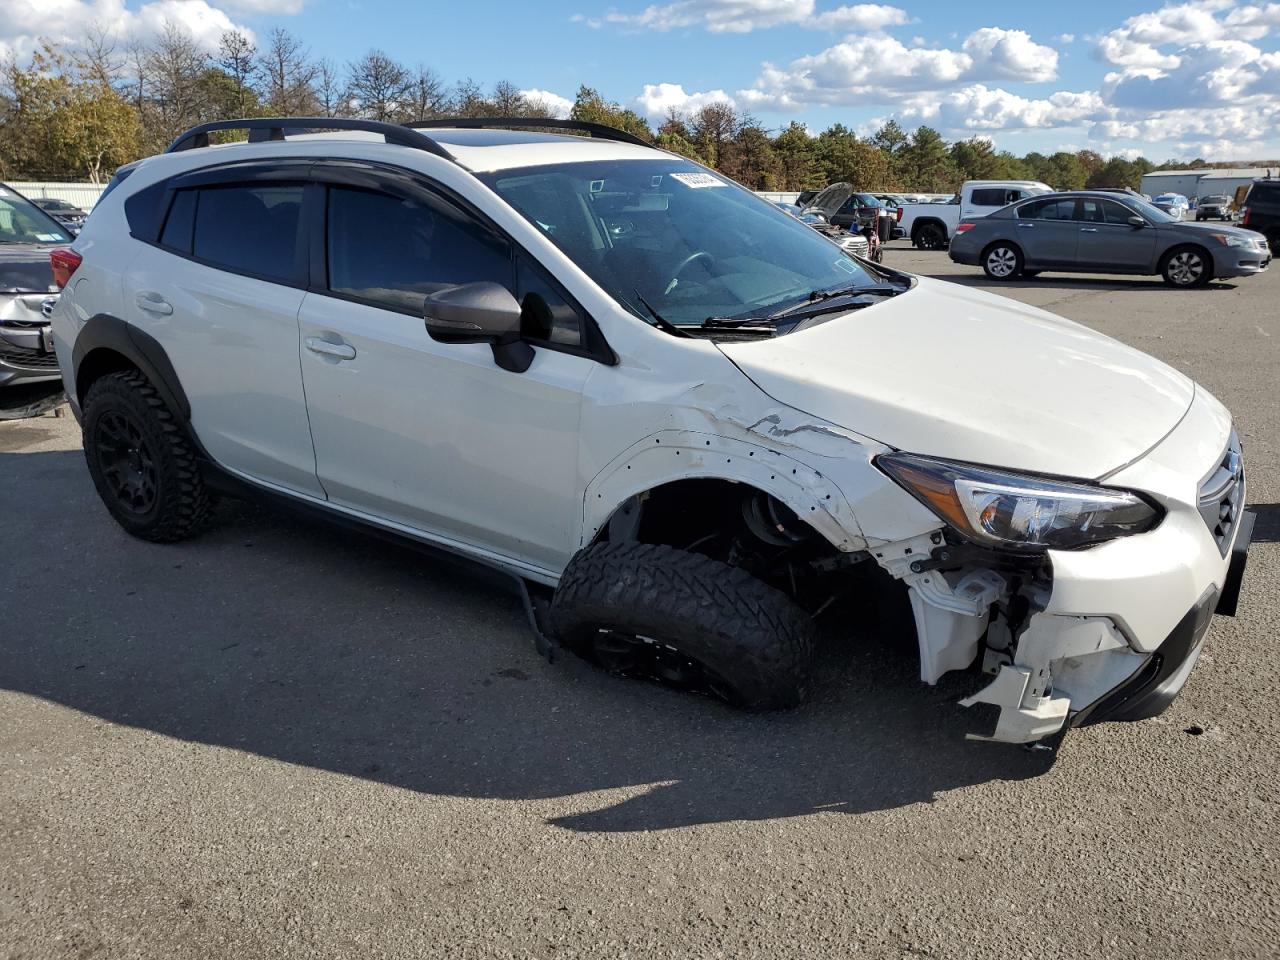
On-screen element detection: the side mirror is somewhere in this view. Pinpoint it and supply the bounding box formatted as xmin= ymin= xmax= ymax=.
xmin=1128 ymin=216 xmax=1146 ymax=228
xmin=424 ymin=281 xmax=534 ymax=373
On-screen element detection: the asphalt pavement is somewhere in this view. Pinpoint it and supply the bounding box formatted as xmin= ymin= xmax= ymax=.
xmin=2 ymin=248 xmax=1278 ymax=959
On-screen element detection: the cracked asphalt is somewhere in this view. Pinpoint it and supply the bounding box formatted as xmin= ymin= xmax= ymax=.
xmin=2 ymin=247 xmax=1278 ymax=959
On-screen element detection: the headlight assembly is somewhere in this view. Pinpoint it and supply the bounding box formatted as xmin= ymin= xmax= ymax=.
xmin=1209 ymin=233 xmax=1252 ymax=248
xmin=877 ymin=453 xmax=1162 ymax=551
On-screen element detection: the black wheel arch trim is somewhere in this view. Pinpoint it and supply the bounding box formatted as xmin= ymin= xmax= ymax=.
xmin=72 ymin=313 xmax=192 ymax=423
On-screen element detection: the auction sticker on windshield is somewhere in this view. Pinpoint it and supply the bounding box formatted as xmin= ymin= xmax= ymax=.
xmin=669 ymin=172 xmax=726 ymax=189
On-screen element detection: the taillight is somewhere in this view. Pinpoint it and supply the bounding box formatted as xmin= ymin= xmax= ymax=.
xmin=50 ymin=248 xmax=83 ymax=289
xmin=1241 ymin=206 xmax=1251 ymax=226
xmin=955 ymin=222 xmax=976 ymax=234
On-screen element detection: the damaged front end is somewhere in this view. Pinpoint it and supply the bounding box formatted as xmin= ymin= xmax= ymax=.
xmin=873 ymin=531 xmax=1150 ymax=743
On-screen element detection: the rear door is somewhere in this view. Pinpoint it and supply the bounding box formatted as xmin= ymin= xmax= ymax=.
xmin=122 ymin=165 xmax=323 ymax=496
xmin=295 ymin=165 xmax=595 ymax=572
xmin=1012 ymin=197 xmax=1080 ymax=266
xmin=1076 ymin=198 xmax=1156 ymax=271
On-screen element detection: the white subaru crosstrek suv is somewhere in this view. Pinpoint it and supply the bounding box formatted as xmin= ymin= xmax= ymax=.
xmin=48 ymin=118 xmax=1251 ymax=745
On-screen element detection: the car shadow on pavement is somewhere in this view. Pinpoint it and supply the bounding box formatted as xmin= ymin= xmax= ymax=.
xmin=920 ymin=271 xmax=1242 ymax=292
xmin=1 ymin=447 xmax=1056 ymax=834
xmin=1248 ymin=503 xmax=1280 ymax=543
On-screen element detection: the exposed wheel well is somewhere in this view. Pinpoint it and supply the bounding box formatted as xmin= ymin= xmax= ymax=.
xmin=75 ymin=347 xmax=139 ymax=407
xmin=590 ymin=478 xmax=872 ymax=613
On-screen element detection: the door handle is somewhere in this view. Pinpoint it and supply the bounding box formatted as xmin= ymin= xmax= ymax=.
xmin=135 ymin=291 xmax=173 ymax=315
xmin=1080 ymin=227 xmax=1099 ymax=233
xmin=1016 ymin=222 xmax=1035 ymax=228
xmin=305 ymin=336 xmax=356 ymax=360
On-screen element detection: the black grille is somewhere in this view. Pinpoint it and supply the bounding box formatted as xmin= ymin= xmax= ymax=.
xmin=1198 ymin=432 xmax=1245 ymax=556
xmin=0 ymin=344 xmax=59 ymax=370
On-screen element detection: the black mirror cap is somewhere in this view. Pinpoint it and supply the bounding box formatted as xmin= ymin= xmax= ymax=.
xmin=1128 ymin=215 xmax=1146 ymax=227
xmin=423 ymin=281 xmax=534 ymax=373
xmin=424 ymin=281 xmax=522 ymax=344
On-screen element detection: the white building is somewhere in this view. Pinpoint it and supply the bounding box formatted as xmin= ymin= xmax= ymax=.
xmin=1140 ymin=167 xmax=1276 ymax=200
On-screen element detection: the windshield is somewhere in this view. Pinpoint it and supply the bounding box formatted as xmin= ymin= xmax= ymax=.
xmin=479 ymin=160 xmax=881 ymax=326
xmin=0 ymin=188 xmax=72 ymax=243
xmin=1202 ymin=196 xmax=1229 ymax=204
xmin=1125 ymin=196 xmax=1178 ymax=223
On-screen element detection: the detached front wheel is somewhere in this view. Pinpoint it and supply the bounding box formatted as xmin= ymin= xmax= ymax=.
xmin=550 ymin=542 xmax=816 ymax=710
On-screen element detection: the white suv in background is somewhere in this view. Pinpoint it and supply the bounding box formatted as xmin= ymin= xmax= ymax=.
xmin=48 ymin=118 xmax=1251 ymax=745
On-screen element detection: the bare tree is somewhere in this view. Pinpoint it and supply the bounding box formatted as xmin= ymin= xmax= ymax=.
xmin=217 ymin=30 xmax=258 ymax=117
xmin=407 ymin=65 xmax=449 ymax=120
xmin=345 ymin=50 xmax=412 ymax=121
xmin=452 ymin=77 xmax=494 ymax=118
xmin=314 ymin=58 xmax=344 ymax=117
xmin=259 ymin=28 xmax=317 ymax=115
xmin=142 ymin=21 xmax=212 ymax=149
xmin=74 ymin=22 xmax=126 ymax=90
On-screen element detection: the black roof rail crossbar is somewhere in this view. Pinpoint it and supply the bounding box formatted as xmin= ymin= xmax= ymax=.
xmin=408 ymin=117 xmax=651 ymax=148
xmin=165 ymin=117 xmax=455 ymax=160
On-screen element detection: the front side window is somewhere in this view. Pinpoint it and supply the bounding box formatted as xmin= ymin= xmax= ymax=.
xmin=479 ymin=159 xmax=884 ymax=327
xmin=190 ymin=183 xmax=304 ymax=283
xmin=326 ymin=186 xmax=512 ymax=314
xmin=0 ymin=187 xmax=72 ymax=244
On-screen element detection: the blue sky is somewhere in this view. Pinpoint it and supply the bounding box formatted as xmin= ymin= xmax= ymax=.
xmin=7 ymin=0 xmax=1280 ymax=161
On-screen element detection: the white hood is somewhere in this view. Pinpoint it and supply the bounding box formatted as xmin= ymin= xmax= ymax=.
xmin=719 ymin=277 xmax=1194 ymax=479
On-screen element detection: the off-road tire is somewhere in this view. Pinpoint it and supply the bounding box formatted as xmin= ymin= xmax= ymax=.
xmin=550 ymin=542 xmax=817 ymax=710
xmin=1160 ymin=245 xmax=1212 ymax=287
xmin=82 ymin=369 xmax=212 ymax=542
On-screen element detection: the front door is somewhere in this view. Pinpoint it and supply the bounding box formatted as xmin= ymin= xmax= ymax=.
xmin=296 ymin=174 xmax=594 ymax=573
xmin=1075 ymin=198 xmax=1157 ymax=271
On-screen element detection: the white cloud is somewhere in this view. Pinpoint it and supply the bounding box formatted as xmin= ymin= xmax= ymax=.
xmin=808 ymin=4 xmax=910 ymax=31
xmin=1058 ymin=32 xmax=1076 ymax=43
xmin=581 ymin=0 xmax=909 ymax=33
xmin=736 ymin=28 xmax=1059 ymax=109
xmin=1095 ymin=0 xmax=1280 ymax=68
xmin=634 ymin=82 xmax=735 ymax=118
xmin=0 ymin=0 xmax=256 ymax=58
xmin=520 ymin=88 xmax=574 ymax=118
xmin=961 ymin=27 xmax=1060 ymax=82
xmin=895 ymin=84 xmax=1106 ymax=132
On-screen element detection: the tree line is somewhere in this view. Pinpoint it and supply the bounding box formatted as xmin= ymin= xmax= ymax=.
xmin=0 ymin=23 xmax=1222 ymax=190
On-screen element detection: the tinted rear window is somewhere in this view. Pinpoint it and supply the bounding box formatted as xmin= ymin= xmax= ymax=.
xmin=192 ymin=184 xmax=304 ymax=283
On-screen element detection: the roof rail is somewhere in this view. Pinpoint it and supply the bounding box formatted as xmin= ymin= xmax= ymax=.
xmin=408 ymin=117 xmax=651 ymax=148
xmin=165 ymin=117 xmax=455 ymax=160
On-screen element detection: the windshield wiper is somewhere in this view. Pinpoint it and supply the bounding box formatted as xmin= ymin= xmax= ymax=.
xmin=634 ymin=290 xmax=689 ymax=338
xmin=770 ymin=283 xmax=902 ymax=318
